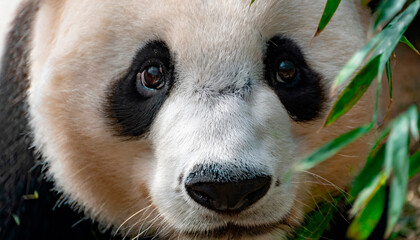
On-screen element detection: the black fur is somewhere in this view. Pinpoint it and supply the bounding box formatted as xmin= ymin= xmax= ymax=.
xmin=0 ymin=1 xmax=397 ymax=239
xmin=0 ymin=2 xmax=129 ymax=239
xmin=368 ymin=0 xmax=380 ymax=12
xmin=107 ymin=41 xmax=173 ymax=138
xmin=264 ymin=36 xmax=324 ymax=122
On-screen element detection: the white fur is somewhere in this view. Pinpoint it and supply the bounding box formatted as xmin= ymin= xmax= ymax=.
xmin=25 ymin=0 xmax=374 ymax=239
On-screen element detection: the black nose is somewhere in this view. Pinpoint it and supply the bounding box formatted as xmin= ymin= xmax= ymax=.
xmin=185 ymin=172 xmax=271 ymax=213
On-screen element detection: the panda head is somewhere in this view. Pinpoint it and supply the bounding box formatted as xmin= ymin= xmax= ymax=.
xmin=28 ymin=0 xmax=375 ymax=239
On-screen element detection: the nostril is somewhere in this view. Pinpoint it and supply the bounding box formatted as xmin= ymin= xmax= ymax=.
xmin=187 ymin=187 xmax=214 ymax=207
xmin=187 ymin=182 xmax=227 ymax=210
xmin=243 ymin=178 xmax=271 ymax=208
xmin=185 ymin=175 xmax=271 ymax=213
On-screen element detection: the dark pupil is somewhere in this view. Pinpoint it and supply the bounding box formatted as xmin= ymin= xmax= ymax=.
xmin=142 ymin=65 xmax=163 ymax=89
xmin=277 ymin=60 xmax=296 ymax=82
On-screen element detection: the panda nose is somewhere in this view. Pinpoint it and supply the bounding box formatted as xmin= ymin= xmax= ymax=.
xmin=185 ymin=174 xmax=271 ymax=213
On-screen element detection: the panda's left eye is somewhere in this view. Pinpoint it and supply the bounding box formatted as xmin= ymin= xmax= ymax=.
xmin=137 ymin=64 xmax=165 ymax=90
xmin=264 ymin=36 xmax=324 ymax=122
xmin=276 ymin=59 xmax=298 ymax=85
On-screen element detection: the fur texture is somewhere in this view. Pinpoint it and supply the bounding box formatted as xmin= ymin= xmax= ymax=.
xmin=0 ymin=1 xmax=126 ymax=239
xmin=0 ymin=0 xmax=387 ymax=239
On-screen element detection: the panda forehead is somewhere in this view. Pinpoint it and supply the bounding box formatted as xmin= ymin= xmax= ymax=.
xmin=47 ymin=0 xmax=363 ymax=67
xmin=124 ymin=0 xmax=325 ymax=43
xmin=42 ymin=0 xmax=366 ymax=96
xmin=115 ymin=0 xmax=327 ymax=79
xmin=60 ymin=0 xmax=328 ymax=47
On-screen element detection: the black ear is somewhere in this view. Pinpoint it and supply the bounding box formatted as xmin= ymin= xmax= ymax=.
xmin=367 ymin=0 xmax=380 ymax=12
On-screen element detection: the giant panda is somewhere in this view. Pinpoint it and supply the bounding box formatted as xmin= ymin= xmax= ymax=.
xmin=0 ymin=0 xmax=400 ymax=239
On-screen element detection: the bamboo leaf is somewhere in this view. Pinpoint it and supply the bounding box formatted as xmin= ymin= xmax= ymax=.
xmin=409 ymin=151 xmax=420 ymax=178
xmin=400 ymin=35 xmax=420 ymax=55
xmin=347 ymin=184 xmax=386 ymax=240
xmin=386 ymin=60 xmax=392 ymax=99
xmin=407 ymin=105 xmax=419 ymax=140
xmin=385 ymin=112 xmax=410 ymax=237
xmin=325 ymin=55 xmax=381 ymax=127
xmin=332 ymin=33 xmax=383 ymax=89
xmin=350 ymin=107 xmax=418 ymax=237
xmin=293 ymin=197 xmax=341 ymax=240
xmin=297 ymin=124 xmax=373 ymax=171
xmin=351 ymin=171 xmax=388 ymax=216
xmin=314 ymin=0 xmax=341 ymax=37
xmin=352 ymin=144 xmax=386 ymax=196
xmin=351 ymin=122 xmax=392 ymax=197
xmin=333 ymin=0 xmax=419 ymax=90
xmin=328 ymin=2 xmax=419 ymax=126
xmin=372 ymin=0 xmax=407 ymax=31
xmin=374 ymin=1 xmax=419 ymax=77
xmin=12 ymin=214 xmax=20 ymax=226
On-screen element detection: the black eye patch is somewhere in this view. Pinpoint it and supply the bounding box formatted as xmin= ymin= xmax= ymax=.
xmin=106 ymin=40 xmax=173 ymax=138
xmin=264 ymin=36 xmax=324 ymax=121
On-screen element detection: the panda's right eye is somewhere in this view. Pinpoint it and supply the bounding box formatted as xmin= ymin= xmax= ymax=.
xmin=107 ymin=40 xmax=173 ymax=137
xmin=276 ymin=59 xmax=298 ymax=86
xmin=138 ymin=65 xmax=165 ymax=90
xmin=135 ymin=62 xmax=167 ymax=98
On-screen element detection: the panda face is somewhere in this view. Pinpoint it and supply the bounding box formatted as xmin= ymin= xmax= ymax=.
xmin=28 ymin=0 xmax=374 ymax=239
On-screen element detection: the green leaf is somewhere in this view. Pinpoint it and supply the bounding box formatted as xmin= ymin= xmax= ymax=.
xmin=23 ymin=190 xmax=40 ymax=200
xmin=328 ymin=2 xmax=419 ymax=126
xmin=367 ymin=124 xmax=392 ymax=159
xmin=314 ymin=0 xmax=341 ymax=37
xmin=353 ymin=106 xmax=420 ymax=237
xmin=293 ymin=199 xmax=338 ymax=240
xmin=409 ymin=151 xmax=420 ymax=178
xmin=400 ymin=35 xmax=420 ymax=55
xmin=371 ymin=54 xmax=385 ymax=125
xmin=351 ymin=122 xmax=392 ymax=197
xmin=385 ymin=112 xmax=410 ymax=237
xmin=372 ymin=0 xmax=407 ymax=31
xmin=374 ymin=1 xmax=419 ymax=78
xmin=407 ymin=105 xmax=419 ymax=140
xmin=351 ymin=143 xmax=386 ymax=196
xmin=351 ymin=171 xmax=388 ymax=217
xmin=297 ymin=124 xmax=373 ymax=171
xmin=333 ymin=33 xmax=383 ymax=89
xmin=12 ymin=214 xmax=20 ymax=226
xmin=333 ymin=0 xmax=419 ymax=90
xmin=325 ymin=55 xmax=381 ymax=127
xmin=386 ymin=60 xmax=392 ymax=99
xmin=347 ymin=184 xmax=386 ymax=240
xmin=249 ymin=0 xmax=255 ymax=7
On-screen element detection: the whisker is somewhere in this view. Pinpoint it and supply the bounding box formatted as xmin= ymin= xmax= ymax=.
xmin=115 ymin=204 xmax=153 ymax=236
xmin=290 ymin=181 xmax=341 ymax=187
xmin=132 ymin=206 xmax=159 ymax=239
xmin=302 ymin=170 xmax=350 ymax=197
xmin=153 ymin=221 xmax=171 ymax=239
xmin=123 ymin=204 xmax=156 ymax=239
xmin=132 ymin=212 xmax=162 ymax=240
